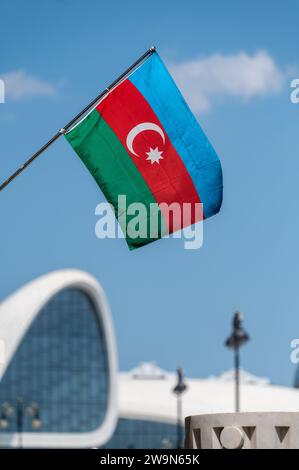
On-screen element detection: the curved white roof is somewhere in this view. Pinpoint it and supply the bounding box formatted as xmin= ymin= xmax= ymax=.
xmin=2 ymin=271 xmax=299 ymax=446
xmin=0 ymin=269 xmax=118 ymax=448
xmin=118 ymin=363 xmax=299 ymax=424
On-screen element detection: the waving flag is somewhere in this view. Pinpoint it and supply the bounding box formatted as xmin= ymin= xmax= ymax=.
xmin=65 ymin=52 xmax=223 ymax=249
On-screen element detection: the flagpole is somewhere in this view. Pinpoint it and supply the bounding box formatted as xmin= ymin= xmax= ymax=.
xmin=0 ymin=46 xmax=156 ymax=193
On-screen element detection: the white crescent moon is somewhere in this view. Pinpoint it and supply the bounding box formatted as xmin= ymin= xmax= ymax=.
xmin=126 ymin=122 xmax=165 ymax=157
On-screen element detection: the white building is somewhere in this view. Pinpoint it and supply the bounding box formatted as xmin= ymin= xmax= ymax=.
xmin=103 ymin=362 xmax=299 ymax=448
xmin=0 ymin=269 xmax=118 ymax=448
xmin=0 ymin=270 xmax=298 ymax=449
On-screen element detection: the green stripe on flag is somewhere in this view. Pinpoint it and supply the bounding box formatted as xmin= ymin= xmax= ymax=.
xmin=65 ymin=109 xmax=166 ymax=249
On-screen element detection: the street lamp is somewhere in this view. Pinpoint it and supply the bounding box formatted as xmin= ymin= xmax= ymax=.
xmin=0 ymin=402 xmax=13 ymax=429
xmin=172 ymin=367 xmax=187 ymax=449
xmin=225 ymin=311 xmax=249 ymax=413
xmin=27 ymin=401 xmax=42 ymax=430
xmin=0 ymin=398 xmax=41 ymax=448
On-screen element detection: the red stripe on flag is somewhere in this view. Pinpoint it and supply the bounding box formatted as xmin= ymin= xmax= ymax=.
xmin=95 ymin=79 xmax=202 ymax=232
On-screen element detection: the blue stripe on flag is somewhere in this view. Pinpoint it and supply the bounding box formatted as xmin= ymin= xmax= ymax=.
xmin=129 ymin=52 xmax=223 ymax=218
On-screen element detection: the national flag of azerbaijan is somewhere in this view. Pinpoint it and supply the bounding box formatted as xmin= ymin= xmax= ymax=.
xmin=65 ymin=51 xmax=223 ymax=250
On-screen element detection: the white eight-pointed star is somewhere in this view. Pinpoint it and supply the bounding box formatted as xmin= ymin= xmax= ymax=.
xmin=146 ymin=147 xmax=164 ymax=164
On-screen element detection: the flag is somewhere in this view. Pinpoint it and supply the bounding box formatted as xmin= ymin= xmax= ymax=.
xmin=65 ymin=52 xmax=223 ymax=250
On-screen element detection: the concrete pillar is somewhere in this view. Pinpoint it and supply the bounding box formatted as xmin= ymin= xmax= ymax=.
xmin=185 ymin=412 xmax=299 ymax=449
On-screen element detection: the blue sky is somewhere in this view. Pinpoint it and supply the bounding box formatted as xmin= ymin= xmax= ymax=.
xmin=1 ymin=0 xmax=299 ymax=386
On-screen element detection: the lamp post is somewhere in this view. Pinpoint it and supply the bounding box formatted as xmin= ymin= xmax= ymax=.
xmin=0 ymin=399 xmax=41 ymax=448
xmin=225 ymin=311 xmax=249 ymax=413
xmin=172 ymin=367 xmax=187 ymax=449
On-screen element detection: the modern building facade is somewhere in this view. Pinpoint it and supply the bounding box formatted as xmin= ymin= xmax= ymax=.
xmin=0 ymin=270 xmax=118 ymax=448
xmin=1 ymin=270 xmax=299 ymax=449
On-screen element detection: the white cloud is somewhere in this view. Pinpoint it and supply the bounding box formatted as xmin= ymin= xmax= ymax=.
xmin=169 ymin=51 xmax=285 ymax=113
xmin=0 ymin=70 xmax=56 ymax=101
